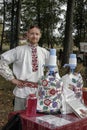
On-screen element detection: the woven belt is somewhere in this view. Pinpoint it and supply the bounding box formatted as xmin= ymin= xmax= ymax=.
xmin=19 ymin=80 xmax=38 ymax=88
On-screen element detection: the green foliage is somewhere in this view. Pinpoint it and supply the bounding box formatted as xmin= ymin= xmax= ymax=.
xmin=1 ymin=0 xmax=87 ymax=57
xmin=73 ymin=0 xmax=87 ymax=46
xmin=2 ymin=0 xmax=66 ymax=47
xmin=21 ymin=0 xmax=64 ymax=47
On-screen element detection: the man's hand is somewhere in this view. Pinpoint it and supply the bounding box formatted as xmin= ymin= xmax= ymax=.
xmin=11 ymin=79 xmax=38 ymax=88
xmin=11 ymin=78 xmax=24 ymax=88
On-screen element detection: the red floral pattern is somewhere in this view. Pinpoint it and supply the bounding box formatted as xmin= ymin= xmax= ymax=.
xmin=29 ymin=44 xmax=38 ymax=72
xmin=49 ymin=89 xmax=56 ymax=95
xmin=44 ymin=99 xmax=51 ymax=106
xmin=32 ymin=47 xmax=38 ymax=72
xmin=42 ymin=79 xmax=48 ymax=86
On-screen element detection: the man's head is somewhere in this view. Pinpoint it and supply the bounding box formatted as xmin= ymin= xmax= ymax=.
xmin=27 ymin=25 xmax=41 ymax=45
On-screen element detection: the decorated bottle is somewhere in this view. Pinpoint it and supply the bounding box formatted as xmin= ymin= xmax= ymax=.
xmin=64 ymin=54 xmax=77 ymax=73
xmin=37 ymin=48 xmax=63 ymax=113
xmin=26 ymin=94 xmax=37 ymax=116
xmin=48 ymin=48 xmax=56 ymax=75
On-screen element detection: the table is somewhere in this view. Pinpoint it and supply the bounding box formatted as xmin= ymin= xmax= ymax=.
xmin=82 ymin=87 xmax=87 ymax=105
xmin=8 ymin=110 xmax=87 ymax=130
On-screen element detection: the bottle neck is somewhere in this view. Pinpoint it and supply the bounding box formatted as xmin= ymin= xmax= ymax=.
xmin=49 ymin=71 xmax=55 ymax=76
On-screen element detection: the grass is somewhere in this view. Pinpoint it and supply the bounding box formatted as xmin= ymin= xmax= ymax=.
xmin=0 ymin=76 xmax=15 ymax=129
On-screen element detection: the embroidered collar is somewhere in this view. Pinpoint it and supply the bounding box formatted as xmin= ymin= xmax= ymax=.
xmin=28 ymin=43 xmax=38 ymax=48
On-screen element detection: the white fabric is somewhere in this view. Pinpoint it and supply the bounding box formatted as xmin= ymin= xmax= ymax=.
xmin=37 ymin=71 xmax=63 ymax=113
xmin=0 ymin=44 xmax=50 ymax=98
xmin=61 ymin=73 xmax=83 ymax=114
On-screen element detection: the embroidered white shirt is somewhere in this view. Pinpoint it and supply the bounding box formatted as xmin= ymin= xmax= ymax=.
xmin=0 ymin=44 xmax=49 ymax=98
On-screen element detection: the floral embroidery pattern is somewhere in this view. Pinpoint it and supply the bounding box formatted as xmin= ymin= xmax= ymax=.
xmin=0 ymin=60 xmax=14 ymax=80
xmin=44 ymin=99 xmax=51 ymax=106
xmin=69 ymin=73 xmax=83 ymax=98
xmin=29 ymin=44 xmax=38 ymax=72
xmin=42 ymin=79 xmax=48 ymax=86
xmin=37 ymin=71 xmax=63 ymax=113
xmin=49 ymin=89 xmax=56 ymax=95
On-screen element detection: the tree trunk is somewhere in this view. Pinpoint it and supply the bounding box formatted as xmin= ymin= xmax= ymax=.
xmin=15 ymin=0 xmax=21 ymax=46
xmin=0 ymin=0 xmax=5 ymax=52
xmin=10 ymin=0 xmax=21 ymax=49
xmin=62 ymin=0 xmax=75 ymax=66
xmin=10 ymin=0 xmax=15 ymax=49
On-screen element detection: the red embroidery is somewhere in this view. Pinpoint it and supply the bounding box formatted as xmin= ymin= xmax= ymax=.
xmin=30 ymin=45 xmax=38 ymax=72
xmin=49 ymin=89 xmax=56 ymax=95
xmin=44 ymin=99 xmax=51 ymax=106
xmin=42 ymin=79 xmax=48 ymax=86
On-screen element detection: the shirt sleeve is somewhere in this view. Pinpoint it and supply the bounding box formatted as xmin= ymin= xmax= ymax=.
xmin=0 ymin=48 xmax=17 ymax=80
xmin=0 ymin=59 xmax=15 ymax=80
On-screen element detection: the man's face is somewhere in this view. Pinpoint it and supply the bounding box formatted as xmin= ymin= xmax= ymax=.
xmin=27 ymin=27 xmax=41 ymax=45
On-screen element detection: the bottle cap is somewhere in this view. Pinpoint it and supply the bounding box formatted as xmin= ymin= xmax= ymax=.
xmin=50 ymin=49 xmax=56 ymax=55
xmin=69 ymin=54 xmax=77 ymax=69
xmin=29 ymin=94 xmax=36 ymax=97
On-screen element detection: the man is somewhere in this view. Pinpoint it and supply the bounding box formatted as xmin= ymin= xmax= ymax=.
xmin=0 ymin=25 xmax=50 ymax=111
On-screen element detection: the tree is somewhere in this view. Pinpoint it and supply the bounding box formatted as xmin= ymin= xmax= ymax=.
xmin=73 ymin=0 xmax=87 ymax=47
xmin=10 ymin=0 xmax=21 ymax=49
xmin=20 ymin=0 xmax=63 ymax=47
xmin=0 ymin=0 xmax=6 ymax=52
xmin=62 ymin=0 xmax=75 ymax=66
xmin=0 ymin=0 xmax=21 ymax=49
